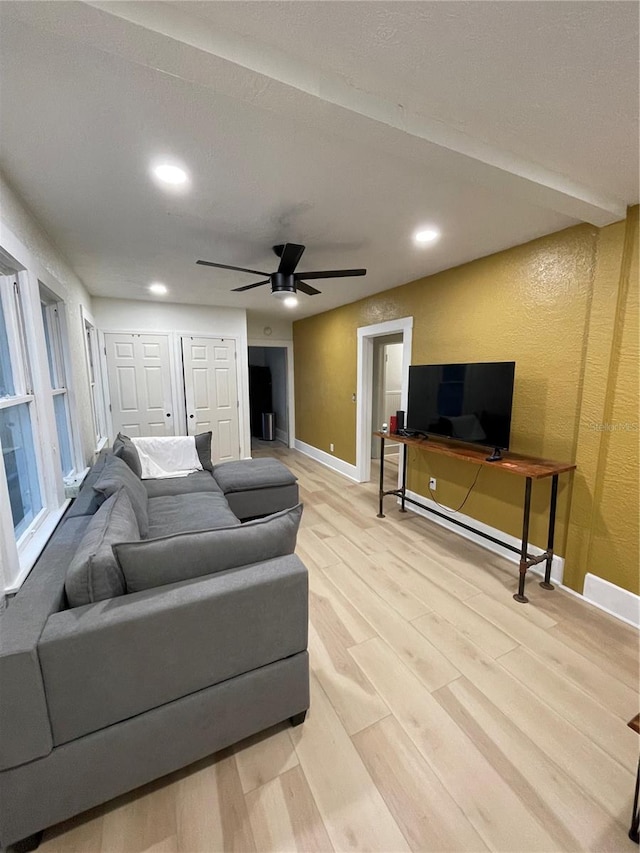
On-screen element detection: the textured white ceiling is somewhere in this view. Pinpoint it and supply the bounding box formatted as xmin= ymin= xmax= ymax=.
xmin=190 ymin=1 xmax=639 ymax=202
xmin=0 ymin=1 xmax=637 ymax=322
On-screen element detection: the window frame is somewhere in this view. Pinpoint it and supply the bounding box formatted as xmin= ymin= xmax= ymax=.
xmin=0 ymin=272 xmax=49 ymax=585
xmin=81 ymin=306 xmax=108 ymax=451
xmin=39 ymin=285 xmax=79 ymax=478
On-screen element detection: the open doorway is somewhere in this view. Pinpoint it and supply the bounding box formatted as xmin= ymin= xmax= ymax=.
xmin=248 ymin=346 xmax=289 ymax=447
xmin=355 ymin=317 xmax=413 ymax=482
xmin=371 ymin=334 xmax=403 ymax=460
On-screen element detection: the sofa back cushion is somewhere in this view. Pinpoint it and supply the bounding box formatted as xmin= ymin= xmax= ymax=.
xmin=93 ymin=453 xmax=149 ymax=537
xmin=113 ymin=433 xmax=142 ymax=478
xmin=65 ymin=453 xmax=108 ymax=518
xmin=195 ymin=431 xmax=213 ymax=472
xmin=115 ymin=503 xmax=303 ymax=593
xmin=65 ymin=489 xmax=140 ymax=607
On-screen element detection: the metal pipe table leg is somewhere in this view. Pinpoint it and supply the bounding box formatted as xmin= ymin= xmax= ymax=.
xmin=400 ymin=442 xmax=408 ymax=512
xmin=630 ymin=756 xmax=640 ymax=843
xmin=377 ymin=435 xmax=386 ymax=518
xmin=514 ymin=476 xmax=532 ymax=603
xmin=541 ymin=474 xmax=558 ymax=590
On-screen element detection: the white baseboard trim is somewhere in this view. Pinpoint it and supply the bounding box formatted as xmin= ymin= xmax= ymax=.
xmin=294 ymin=440 xmax=360 ymax=482
xmin=403 ymin=489 xmax=565 ymax=584
xmin=582 ymin=573 xmax=640 ymax=628
xmin=275 ymin=427 xmax=288 ymax=444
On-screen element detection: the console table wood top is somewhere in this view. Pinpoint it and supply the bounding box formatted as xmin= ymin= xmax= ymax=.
xmin=373 ymin=432 xmax=576 ymax=480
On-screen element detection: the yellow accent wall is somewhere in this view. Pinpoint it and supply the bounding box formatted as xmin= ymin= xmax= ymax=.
xmin=293 ymin=209 xmax=639 ymax=595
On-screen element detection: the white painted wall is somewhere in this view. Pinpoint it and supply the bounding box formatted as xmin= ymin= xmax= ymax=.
xmin=246 ymin=311 xmax=293 ymax=341
xmin=371 ymin=335 xmax=403 ymax=458
xmin=385 ymin=342 xmax=403 ymax=392
xmin=93 ymin=298 xmax=251 ymax=458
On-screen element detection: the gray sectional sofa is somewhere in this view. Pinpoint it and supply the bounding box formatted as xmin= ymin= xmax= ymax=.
xmin=0 ymin=438 xmax=308 ymax=851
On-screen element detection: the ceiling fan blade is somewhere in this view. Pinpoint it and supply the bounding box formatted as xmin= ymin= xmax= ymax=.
xmin=294 ymin=268 xmax=366 ymax=280
xmin=296 ymin=281 xmax=321 ymax=296
xmin=277 ymin=243 xmax=305 ymax=275
xmin=197 ymin=260 xmax=270 ymax=276
xmin=231 ymin=280 xmax=271 ymax=292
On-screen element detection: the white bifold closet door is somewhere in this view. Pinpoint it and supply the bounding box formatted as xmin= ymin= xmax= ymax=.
xmin=182 ymin=337 xmax=240 ymax=463
xmin=104 ymin=333 xmax=175 ymax=437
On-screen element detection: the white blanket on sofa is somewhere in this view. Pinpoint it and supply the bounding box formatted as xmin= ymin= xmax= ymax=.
xmin=131 ymin=436 xmax=203 ymax=479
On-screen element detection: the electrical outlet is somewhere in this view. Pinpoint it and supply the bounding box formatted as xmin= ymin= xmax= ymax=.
xmin=429 ymin=477 xmax=437 ymax=490
xmin=330 ymin=443 xmax=335 ymax=453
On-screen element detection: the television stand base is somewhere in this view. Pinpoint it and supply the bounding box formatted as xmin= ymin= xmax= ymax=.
xmin=373 ymin=431 xmax=576 ymax=603
xmin=486 ymin=447 xmax=503 ymax=462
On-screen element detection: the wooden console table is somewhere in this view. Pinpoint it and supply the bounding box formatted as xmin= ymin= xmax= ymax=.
xmin=374 ymin=432 xmax=576 ymax=603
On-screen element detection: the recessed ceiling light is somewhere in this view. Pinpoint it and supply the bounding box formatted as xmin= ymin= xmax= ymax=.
xmin=283 ymin=296 xmax=298 ymax=308
xmin=414 ymin=227 xmax=440 ymax=245
xmin=151 ymin=163 xmax=189 ymax=186
xmin=149 ymin=282 xmax=168 ymax=295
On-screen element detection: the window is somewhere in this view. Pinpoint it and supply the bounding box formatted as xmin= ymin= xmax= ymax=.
xmin=0 ymin=277 xmax=44 ymax=540
xmin=1 ymin=240 xmax=87 ymax=592
xmin=40 ymin=289 xmax=75 ymax=476
xmin=82 ymin=309 xmax=107 ymax=448
xmin=40 ymin=286 xmax=75 ymax=477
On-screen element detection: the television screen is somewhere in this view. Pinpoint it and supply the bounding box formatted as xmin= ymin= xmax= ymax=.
xmin=407 ymin=362 xmax=515 ymax=450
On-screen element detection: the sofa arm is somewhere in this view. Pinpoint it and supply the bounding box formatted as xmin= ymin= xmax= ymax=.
xmin=0 ymin=516 xmax=93 ymax=771
xmin=38 ymin=555 xmax=308 ymax=748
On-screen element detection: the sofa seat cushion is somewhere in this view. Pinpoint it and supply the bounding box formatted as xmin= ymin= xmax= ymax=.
xmin=117 ymin=504 xmax=303 ymax=593
xmin=93 ymin=454 xmax=149 ymax=537
xmin=143 ymin=470 xmax=222 ymax=499
xmin=224 ymin=484 xmax=299 ymax=522
xmin=213 ymin=458 xmax=297 ymax=494
xmin=147 ymin=493 xmax=240 ymax=539
xmin=65 ymin=490 xmax=140 ymax=608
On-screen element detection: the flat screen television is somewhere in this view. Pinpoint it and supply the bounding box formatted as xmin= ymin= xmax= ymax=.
xmin=406 ymin=361 xmax=515 ymax=455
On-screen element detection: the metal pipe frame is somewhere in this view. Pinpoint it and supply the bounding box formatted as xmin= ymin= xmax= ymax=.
xmin=377 ymin=442 xmax=560 ymax=604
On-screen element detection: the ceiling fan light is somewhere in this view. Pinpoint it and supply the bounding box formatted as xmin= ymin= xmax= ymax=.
xmin=272 ymin=289 xmax=296 ymax=300
xmin=283 ymin=296 xmax=298 ymax=308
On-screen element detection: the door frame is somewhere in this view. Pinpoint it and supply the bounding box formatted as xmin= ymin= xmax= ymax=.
xmin=355 ymin=317 xmax=413 ymax=482
xmin=247 ymin=339 xmax=295 ymax=448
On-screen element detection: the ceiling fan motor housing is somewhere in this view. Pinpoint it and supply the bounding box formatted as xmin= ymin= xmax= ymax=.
xmin=271 ymin=272 xmax=296 ymax=295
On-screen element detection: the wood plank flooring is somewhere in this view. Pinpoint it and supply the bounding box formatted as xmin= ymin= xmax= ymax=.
xmin=40 ymin=444 xmax=639 ymax=852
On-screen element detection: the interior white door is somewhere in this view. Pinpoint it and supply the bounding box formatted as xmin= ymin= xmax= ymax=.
xmin=182 ymin=337 xmax=240 ymax=463
xmin=105 ymin=333 xmax=175 ymax=437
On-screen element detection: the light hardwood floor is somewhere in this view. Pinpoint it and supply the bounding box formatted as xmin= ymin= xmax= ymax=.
xmin=40 ymin=445 xmax=639 ymax=852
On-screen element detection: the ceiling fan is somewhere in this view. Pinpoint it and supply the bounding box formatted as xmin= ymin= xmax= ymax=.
xmin=197 ymin=243 xmax=366 ymax=298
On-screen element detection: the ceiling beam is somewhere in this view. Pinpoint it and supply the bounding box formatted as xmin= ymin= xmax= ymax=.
xmin=7 ymin=0 xmax=628 ymax=226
